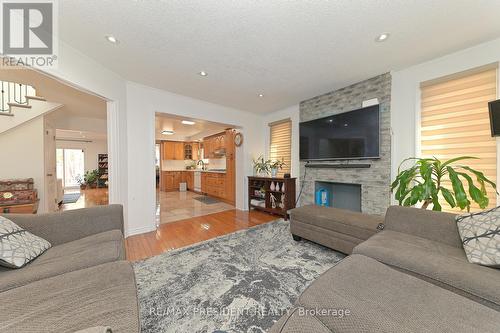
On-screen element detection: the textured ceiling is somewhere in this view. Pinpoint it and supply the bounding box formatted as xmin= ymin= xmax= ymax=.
xmin=59 ymin=0 xmax=500 ymax=114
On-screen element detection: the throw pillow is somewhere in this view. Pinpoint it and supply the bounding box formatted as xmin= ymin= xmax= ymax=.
xmin=456 ymin=207 xmax=500 ymax=268
xmin=0 ymin=216 xmax=51 ymax=268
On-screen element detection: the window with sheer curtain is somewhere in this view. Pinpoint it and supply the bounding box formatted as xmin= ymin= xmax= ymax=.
xmin=420 ymin=65 xmax=498 ymax=211
xmin=269 ymin=119 xmax=292 ymax=177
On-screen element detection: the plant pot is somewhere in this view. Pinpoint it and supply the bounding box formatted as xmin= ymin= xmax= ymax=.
xmin=271 ymin=168 xmax=278 ymax=177
xmin=80 ymin=184 xmax=87 ymax=190
xmin=89 ymin=183 xmax=97 ymax=189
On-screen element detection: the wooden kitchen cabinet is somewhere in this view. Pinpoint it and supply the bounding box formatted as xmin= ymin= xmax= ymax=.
xmin=201 ymin=172 xmax=226 ymax=199
xmin=162 ymin=171 xmax=182 ymax=191
xmin=184 ymin=171 xmax=194 ymax=190
xmin=163 ymin=141 xmax=175 ymax=160
xmin=162 ymin=141 xmax=185 ymax=160
xmin=174 ymin=142 xmax=184 ymax=160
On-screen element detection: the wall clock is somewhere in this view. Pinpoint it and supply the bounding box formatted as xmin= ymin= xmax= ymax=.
xmin=234 ymin=132 xmax=243 ymax=147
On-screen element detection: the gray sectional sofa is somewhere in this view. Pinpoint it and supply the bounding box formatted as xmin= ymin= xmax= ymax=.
xmin=270 ymin=205 xmax=500 ymax=332
xmin=0 ymin=205 xmax=140 ymax=332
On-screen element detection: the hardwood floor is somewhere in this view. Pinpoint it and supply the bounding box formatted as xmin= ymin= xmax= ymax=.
xmin=60 ymin=188 xmax=109 ymax=211
xmin=125 ymin=209 xmax=277 ymax=261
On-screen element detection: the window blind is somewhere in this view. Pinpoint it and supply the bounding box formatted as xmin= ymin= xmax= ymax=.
xmin=420 ymin=66 xmax=498 ymax=211
xmin=269 ymin=119 xmax=292 ymax=177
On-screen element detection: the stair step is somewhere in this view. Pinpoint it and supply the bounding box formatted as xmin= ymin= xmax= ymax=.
xmin=26 ymin=95 xmax=46 ymax=101
xmin=8 ymin=102 xmax=32 ymax=109
xmin=0 ymin=112 xmax=14 ymax=117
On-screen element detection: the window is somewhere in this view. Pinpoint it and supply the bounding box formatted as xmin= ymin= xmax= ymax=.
xmin=269 ymin=119 xmax=292 ymax=176
xmin=420 ymin=66 xmax=497 ymax=211
xmin=56 ymin=148 xmax=85 ymax=188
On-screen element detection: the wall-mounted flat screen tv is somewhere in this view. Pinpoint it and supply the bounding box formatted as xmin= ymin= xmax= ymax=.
xmin=300 ymin=105 xmax=380 ymax=160
xmin=488 ymin=99 xmax=500 ymax=137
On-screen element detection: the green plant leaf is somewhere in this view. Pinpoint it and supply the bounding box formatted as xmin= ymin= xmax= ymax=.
xmin=431 ymin=192 xmax=442 ymax=211
xmin=440 ymin=187 xmax=456 ymax=208
xmin=441 ymin=156 xmax=478 ymax=168
xmin=459 ymin=166 xmax=498 ymax=193
xmin=457 ymin=172 xmax=489 ymax=209
xmin=446 ymin=167 xmax=468 ymax=210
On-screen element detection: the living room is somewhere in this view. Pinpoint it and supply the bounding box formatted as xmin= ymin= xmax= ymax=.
xmin=1 ymin=1 xmax=500 ymax=332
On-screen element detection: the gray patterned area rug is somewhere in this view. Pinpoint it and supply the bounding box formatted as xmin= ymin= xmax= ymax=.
xmin=133 ymin=219 xmax=345 ymax=333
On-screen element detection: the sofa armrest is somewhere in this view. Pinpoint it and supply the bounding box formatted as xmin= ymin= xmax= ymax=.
xmin=384 ymin=206 xmax=462 ymax=248
xmin=3 ymin=205 xmax=124 ymax=246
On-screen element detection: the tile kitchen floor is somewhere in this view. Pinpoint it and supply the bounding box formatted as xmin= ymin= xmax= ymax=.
xmin=156 ymin=190 xmax=234 ymax=224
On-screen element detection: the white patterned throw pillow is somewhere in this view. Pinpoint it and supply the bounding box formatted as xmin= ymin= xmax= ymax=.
xmin=456 ymin=207 xmax=500 ymax=268
xmin=0 ymin=216 xmax=51 ymax=268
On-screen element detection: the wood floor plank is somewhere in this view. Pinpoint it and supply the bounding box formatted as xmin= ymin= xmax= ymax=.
xmin=125 ymin=209 xmax=278 ymax=261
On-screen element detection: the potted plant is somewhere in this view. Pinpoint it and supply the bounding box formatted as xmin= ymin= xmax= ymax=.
xmin=392 ymin=156 xmax=497 ymax=212
xmin=83 ymin=169 xmax=99 ymax=189
xmin=253 ymin=155 xmax=271 ymax=176
xmin=270 ymin=159 xmax=286 ymax=177
xmin=76 ymin=175 xmax=86 ymax=190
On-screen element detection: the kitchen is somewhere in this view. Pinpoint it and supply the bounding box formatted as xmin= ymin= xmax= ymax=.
xmin=156 ymin=114 xmax=237 ymax=224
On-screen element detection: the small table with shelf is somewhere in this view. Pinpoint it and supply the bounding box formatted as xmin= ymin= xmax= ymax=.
xmin=248 ymin=176 xmax=296 ymax=220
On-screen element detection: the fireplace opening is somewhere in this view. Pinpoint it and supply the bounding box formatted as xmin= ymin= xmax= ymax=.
xmin=314 ymin=181 xmax=361 ymax=212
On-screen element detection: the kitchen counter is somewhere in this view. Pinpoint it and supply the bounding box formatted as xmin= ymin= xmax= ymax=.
xmin=163 ymin=169 xmax=227 ymax=174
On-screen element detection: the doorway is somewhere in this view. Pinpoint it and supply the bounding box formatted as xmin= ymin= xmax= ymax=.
xmin=56 ymin=148 xmax=85 ymax=189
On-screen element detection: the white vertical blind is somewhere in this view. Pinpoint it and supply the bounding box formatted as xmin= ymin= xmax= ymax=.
xmin=269 ymin=119 xmax=292 ymax=177
xmin=420 ymin=66 xmax=497 ymax=211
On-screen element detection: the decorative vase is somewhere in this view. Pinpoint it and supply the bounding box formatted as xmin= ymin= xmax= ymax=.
xmin=270 ymin=194 xmax=277 ymax=209
xmin=281 ymin=182 xmax=285 ymax=192
xmin=276 ymin=183 xmax=280 ymax=192
xmin=271 ymin=168 xmax=278 ymax=177
xmin=270 ymin=182 xmax=275 ymax=191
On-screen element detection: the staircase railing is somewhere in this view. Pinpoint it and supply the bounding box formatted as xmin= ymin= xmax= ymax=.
xmin=0 ymin=81 xmax=37 ymax=113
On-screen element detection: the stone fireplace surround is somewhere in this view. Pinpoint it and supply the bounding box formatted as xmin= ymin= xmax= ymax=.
xmin=299 ymin=73 xmax=392 ymax=216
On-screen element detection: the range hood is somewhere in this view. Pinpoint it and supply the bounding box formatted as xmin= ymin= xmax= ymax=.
xmin=213 ymin=148 xmax=226 ymax=157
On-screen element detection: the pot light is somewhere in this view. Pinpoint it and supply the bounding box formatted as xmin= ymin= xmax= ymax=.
xmin=198 ymin=71 xmax=208 ymax=77
xmin=105 ymin=35 xmax=119 ymax=44
xmin=258 ymin=93 xmax=264 ymax=97
xmin=182 ymin=120 xmax=195 ymax=125
xmin=161 ymin=130 xmax=175 ymax=135
xmin=375 ymin=33 xmax=390 ymax=42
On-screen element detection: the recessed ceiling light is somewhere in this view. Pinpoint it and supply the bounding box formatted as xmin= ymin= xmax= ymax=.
xmin=105 ymin=35 xmax=119 ymax=44
xmin=258 ymin=93 xmax=264 ymax=97
xmin=181 ymin=120 xmax=195 ymax=125
xmin=198 ymin=71 xmax=208 ymax=77
xmin=375 ymin=33 xmax=390 ymax=42
xmin=161 ymin=130 xmax=175 ymax=135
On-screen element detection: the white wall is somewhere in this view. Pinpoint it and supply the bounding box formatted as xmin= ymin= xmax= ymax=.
xmin=0 ymin=118 xmax=46 ymax=212
xmin=56 ymin=139 xmax=108 ymax=173
xmin=126 ymin=81 xmax=264 ymax=236
xmin=391 ymin=37 xmax=500 ymax=204
xmin=38 ymin=40 xmax=129 ymax=231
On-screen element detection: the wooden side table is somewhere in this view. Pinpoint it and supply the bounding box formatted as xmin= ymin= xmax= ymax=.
xmin=0 ymin=201 xmax=39 ymax=214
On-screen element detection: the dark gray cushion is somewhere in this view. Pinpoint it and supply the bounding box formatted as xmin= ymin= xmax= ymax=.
xmin=0 ymin=230 xmax=125 ymax=292
xmin=291 ymin=205 xmax=382 ymax=240
xmin=293 ymin=255 xmax=500 ymax=332
xmin=0 ymin=261 xmax=139 ymax=332
xmin=353 ymin=230 xmax=500 ymax=310
xmin=3 ymin=205 xmax=124 ymax=246
xmin=384 ymin=206 xmax=462 ymax=248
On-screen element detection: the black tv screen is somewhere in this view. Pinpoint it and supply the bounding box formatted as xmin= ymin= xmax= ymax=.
xmin=489 ymin=99 xmax=500 ymax=137
xmin=300 ymin=105 xmax=380 ymax=160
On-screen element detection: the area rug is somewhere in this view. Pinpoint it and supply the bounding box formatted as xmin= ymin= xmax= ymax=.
xmin=62 ymin=192 xmax=81 ymax=204
xmin=133 ymin=219 xmax=345 ymax=333
xmin=194 ymin=196 xmax=220 ymax=205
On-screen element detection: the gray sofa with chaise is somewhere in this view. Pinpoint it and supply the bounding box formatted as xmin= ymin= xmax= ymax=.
xmin=269 ymin=205 xmax=500 ymax=332
xmin=0 ymin=205 xmax=140 ymax=332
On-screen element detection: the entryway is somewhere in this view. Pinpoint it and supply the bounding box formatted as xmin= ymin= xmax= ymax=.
xmin=155 ymin=113 xmax=237 ymax=225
